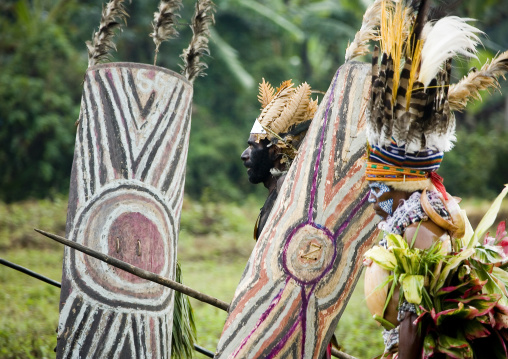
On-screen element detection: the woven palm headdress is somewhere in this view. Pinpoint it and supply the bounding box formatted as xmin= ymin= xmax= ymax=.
xmin=250 ymin=79 xmax=319 ymax=165
xmin=346 ymin=0 xmax=508 ymax=196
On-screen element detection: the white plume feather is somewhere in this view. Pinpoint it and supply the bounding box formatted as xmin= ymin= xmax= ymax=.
xmin=418 ymin=17 xmax=483 ymax=87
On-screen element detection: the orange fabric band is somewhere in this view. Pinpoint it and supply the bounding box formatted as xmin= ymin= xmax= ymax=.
xmin=365 ymin=161 xmax=429 ymax=182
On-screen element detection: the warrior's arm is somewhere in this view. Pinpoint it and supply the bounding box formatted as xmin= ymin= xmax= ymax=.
xmin=398 ymin=220 xmax=448 ymax=359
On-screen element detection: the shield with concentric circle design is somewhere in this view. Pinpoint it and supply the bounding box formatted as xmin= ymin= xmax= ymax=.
xmin=216 ymin=62 xmax=379 ymax=359
xmin=56 ymin=63 xmax=193 ymax=359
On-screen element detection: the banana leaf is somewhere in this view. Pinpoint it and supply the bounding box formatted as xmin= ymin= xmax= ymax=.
xmin=467 ymin=185 xmax=508 ymax=249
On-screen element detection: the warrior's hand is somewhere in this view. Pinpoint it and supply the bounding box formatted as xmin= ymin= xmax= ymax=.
xmin=398 ymin=312 xmax=423 ymax=359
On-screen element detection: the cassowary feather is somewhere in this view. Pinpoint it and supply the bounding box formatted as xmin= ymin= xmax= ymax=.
xmin=86 ymin=0 xmax=129 ymax=68
xmin=180 ymin=0 xmax=216 ymax=82
xmin=150 ymin=0 xmax=183 ymax=65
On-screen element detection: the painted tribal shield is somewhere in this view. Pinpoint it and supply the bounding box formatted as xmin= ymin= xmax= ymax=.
xmin=56 ymin=63 xmax=193 ymax=358
xmin=216 ymin=62 xmax=379 ymax=358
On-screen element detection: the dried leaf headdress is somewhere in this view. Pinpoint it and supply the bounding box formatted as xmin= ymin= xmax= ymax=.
xmin=345 ymin=0 xmax=383 ymax=62
xmin=251 ymin=78 xmax=319 ymax=164
xmin=449 ymin=51 xmax=508 ymax=111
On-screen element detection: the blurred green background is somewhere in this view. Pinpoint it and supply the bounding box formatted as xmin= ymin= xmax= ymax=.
xmin=1 ymin=0 xmax=508 ymax=203
xmin=1 ymin=0 xmax=508 ymax=358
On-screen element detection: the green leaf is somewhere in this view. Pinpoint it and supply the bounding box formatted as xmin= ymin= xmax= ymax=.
xmin=436 ymin=334 xmax=474 ymax=359
xmin=474 ymin=261 xmax=508 ymax=307
xmin=431 ymin=249 xmax=475 ymax=294
xmin=460 ymin=213 xmax=475 ymax=250
xmin=392 ymin=247 xmax=413 ymax=273
xmin=386 ymin=233 xmax=408 ymax=250
xmin=474 ymin=246 xmax=504 ymax=264
xmin=236 ymin=0 xmax=305 ymax=42
xmin=364 ymin=246 xmax=396 ymax=271
xmin=409 ymin=221 xmax=422 ymax=249
xmin=382 ymin=272 xmax=398 ymax=318
xmin=401 ymin=274 xmax=424 ymax=304
xmin=468 ymin=185 xmax=508 ymax=249
xmin=172 ymin=262 xmax=196 ymax=359
xmin=463 ymin=320 xmax=491 ymax=340
xmin=372 ymin=314 xmax=396 ymax=330
xmin=423 ymin=333 xmax=437 ymax=356
xmin=492 ymin=266 xmax=508 ymax=292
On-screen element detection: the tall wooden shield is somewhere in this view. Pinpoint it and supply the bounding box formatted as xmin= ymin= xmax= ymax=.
xmin=56 ymin=63 xmax=193 ymax=358
xmin=216 ymin=62 xmax=379 ymax=358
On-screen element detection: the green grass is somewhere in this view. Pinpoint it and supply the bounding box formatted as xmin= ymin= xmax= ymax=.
xmin=0 ymin=249 xmax=63 ymax=359
xmin=1 ymin=195 xmax=507 ymax=358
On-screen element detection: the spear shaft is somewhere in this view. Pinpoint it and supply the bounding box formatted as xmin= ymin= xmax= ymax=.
xmin=0 ymin=257 xmax=61 ymax=288
xmin=34 ymin=228 xmax=230 ymax=312
xmin=332 ymin=347 xmax=357 ymax=359
xmin=32 ymin=229 xmax=357 ymax=359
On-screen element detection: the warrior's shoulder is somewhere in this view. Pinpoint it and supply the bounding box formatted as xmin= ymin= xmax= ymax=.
xmin=419 ymin=188 xmax=466 ymax=239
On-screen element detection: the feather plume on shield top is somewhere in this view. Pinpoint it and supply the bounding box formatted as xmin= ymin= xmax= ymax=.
xmin=86 ymin=0 xmax=129 ymax=68
xmin=180 ymin=0 xmax=216 ymax=83
xmin=150 ymin=0 xmax=183 ymax=66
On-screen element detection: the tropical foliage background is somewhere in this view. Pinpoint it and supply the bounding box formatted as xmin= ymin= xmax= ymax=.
xmin=1 ymin=0 xmax=508 ymax=358
xmin=1 ymin=0 xmax=508 ymax=203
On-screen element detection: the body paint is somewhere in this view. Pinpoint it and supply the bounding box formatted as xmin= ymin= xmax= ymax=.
xmin=368 ymin=182 xmax=394 ymax=215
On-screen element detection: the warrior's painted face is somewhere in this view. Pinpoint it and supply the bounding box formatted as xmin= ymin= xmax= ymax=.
xmin=368 ymin=182 xmax=394 ymax=217
xmin=241 ymin=135 xmax=274 ymax=184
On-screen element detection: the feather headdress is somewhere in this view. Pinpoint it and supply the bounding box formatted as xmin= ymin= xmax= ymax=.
xmin=86 ymin=0 xmax=129 ymax=68
xmin=367 ymin=0 xmax=483 ymax=160
xmin=251 ymin=79 xmax=319 ymax=164
xmin=449 ymin=50 xmax=508 ymax=111
xmin=352 ymin=0 xmax=508 ymax=193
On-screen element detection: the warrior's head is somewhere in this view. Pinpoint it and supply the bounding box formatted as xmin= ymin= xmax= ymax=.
xmin=241 ymin=79 xmax=318 ymax=189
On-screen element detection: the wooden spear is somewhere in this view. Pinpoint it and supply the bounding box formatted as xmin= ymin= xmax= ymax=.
xmin=33 ymin=228 xmax=357 ymax=359
xmin=34 ymin=228 xmax=230 ymax=312
xmin=0 ymin=257 xmax=61 ymax=288
xmin=332 ymin=347 xmax=357 ymax=359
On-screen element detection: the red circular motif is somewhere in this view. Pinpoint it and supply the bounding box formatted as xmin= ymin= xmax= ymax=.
xmin=107 ymin=212 xmax=165 ymax=283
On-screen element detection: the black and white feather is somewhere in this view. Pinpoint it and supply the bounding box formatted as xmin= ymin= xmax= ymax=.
xmin=367 ymin=0 xmax=485 ymax=155
xmin=180 ymin=0 xmax=216 ymax=83
xmin=150 ymin=0 xmax=183 ymax=65
xmin=86 ymin=0 xmax=129 ymax=68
